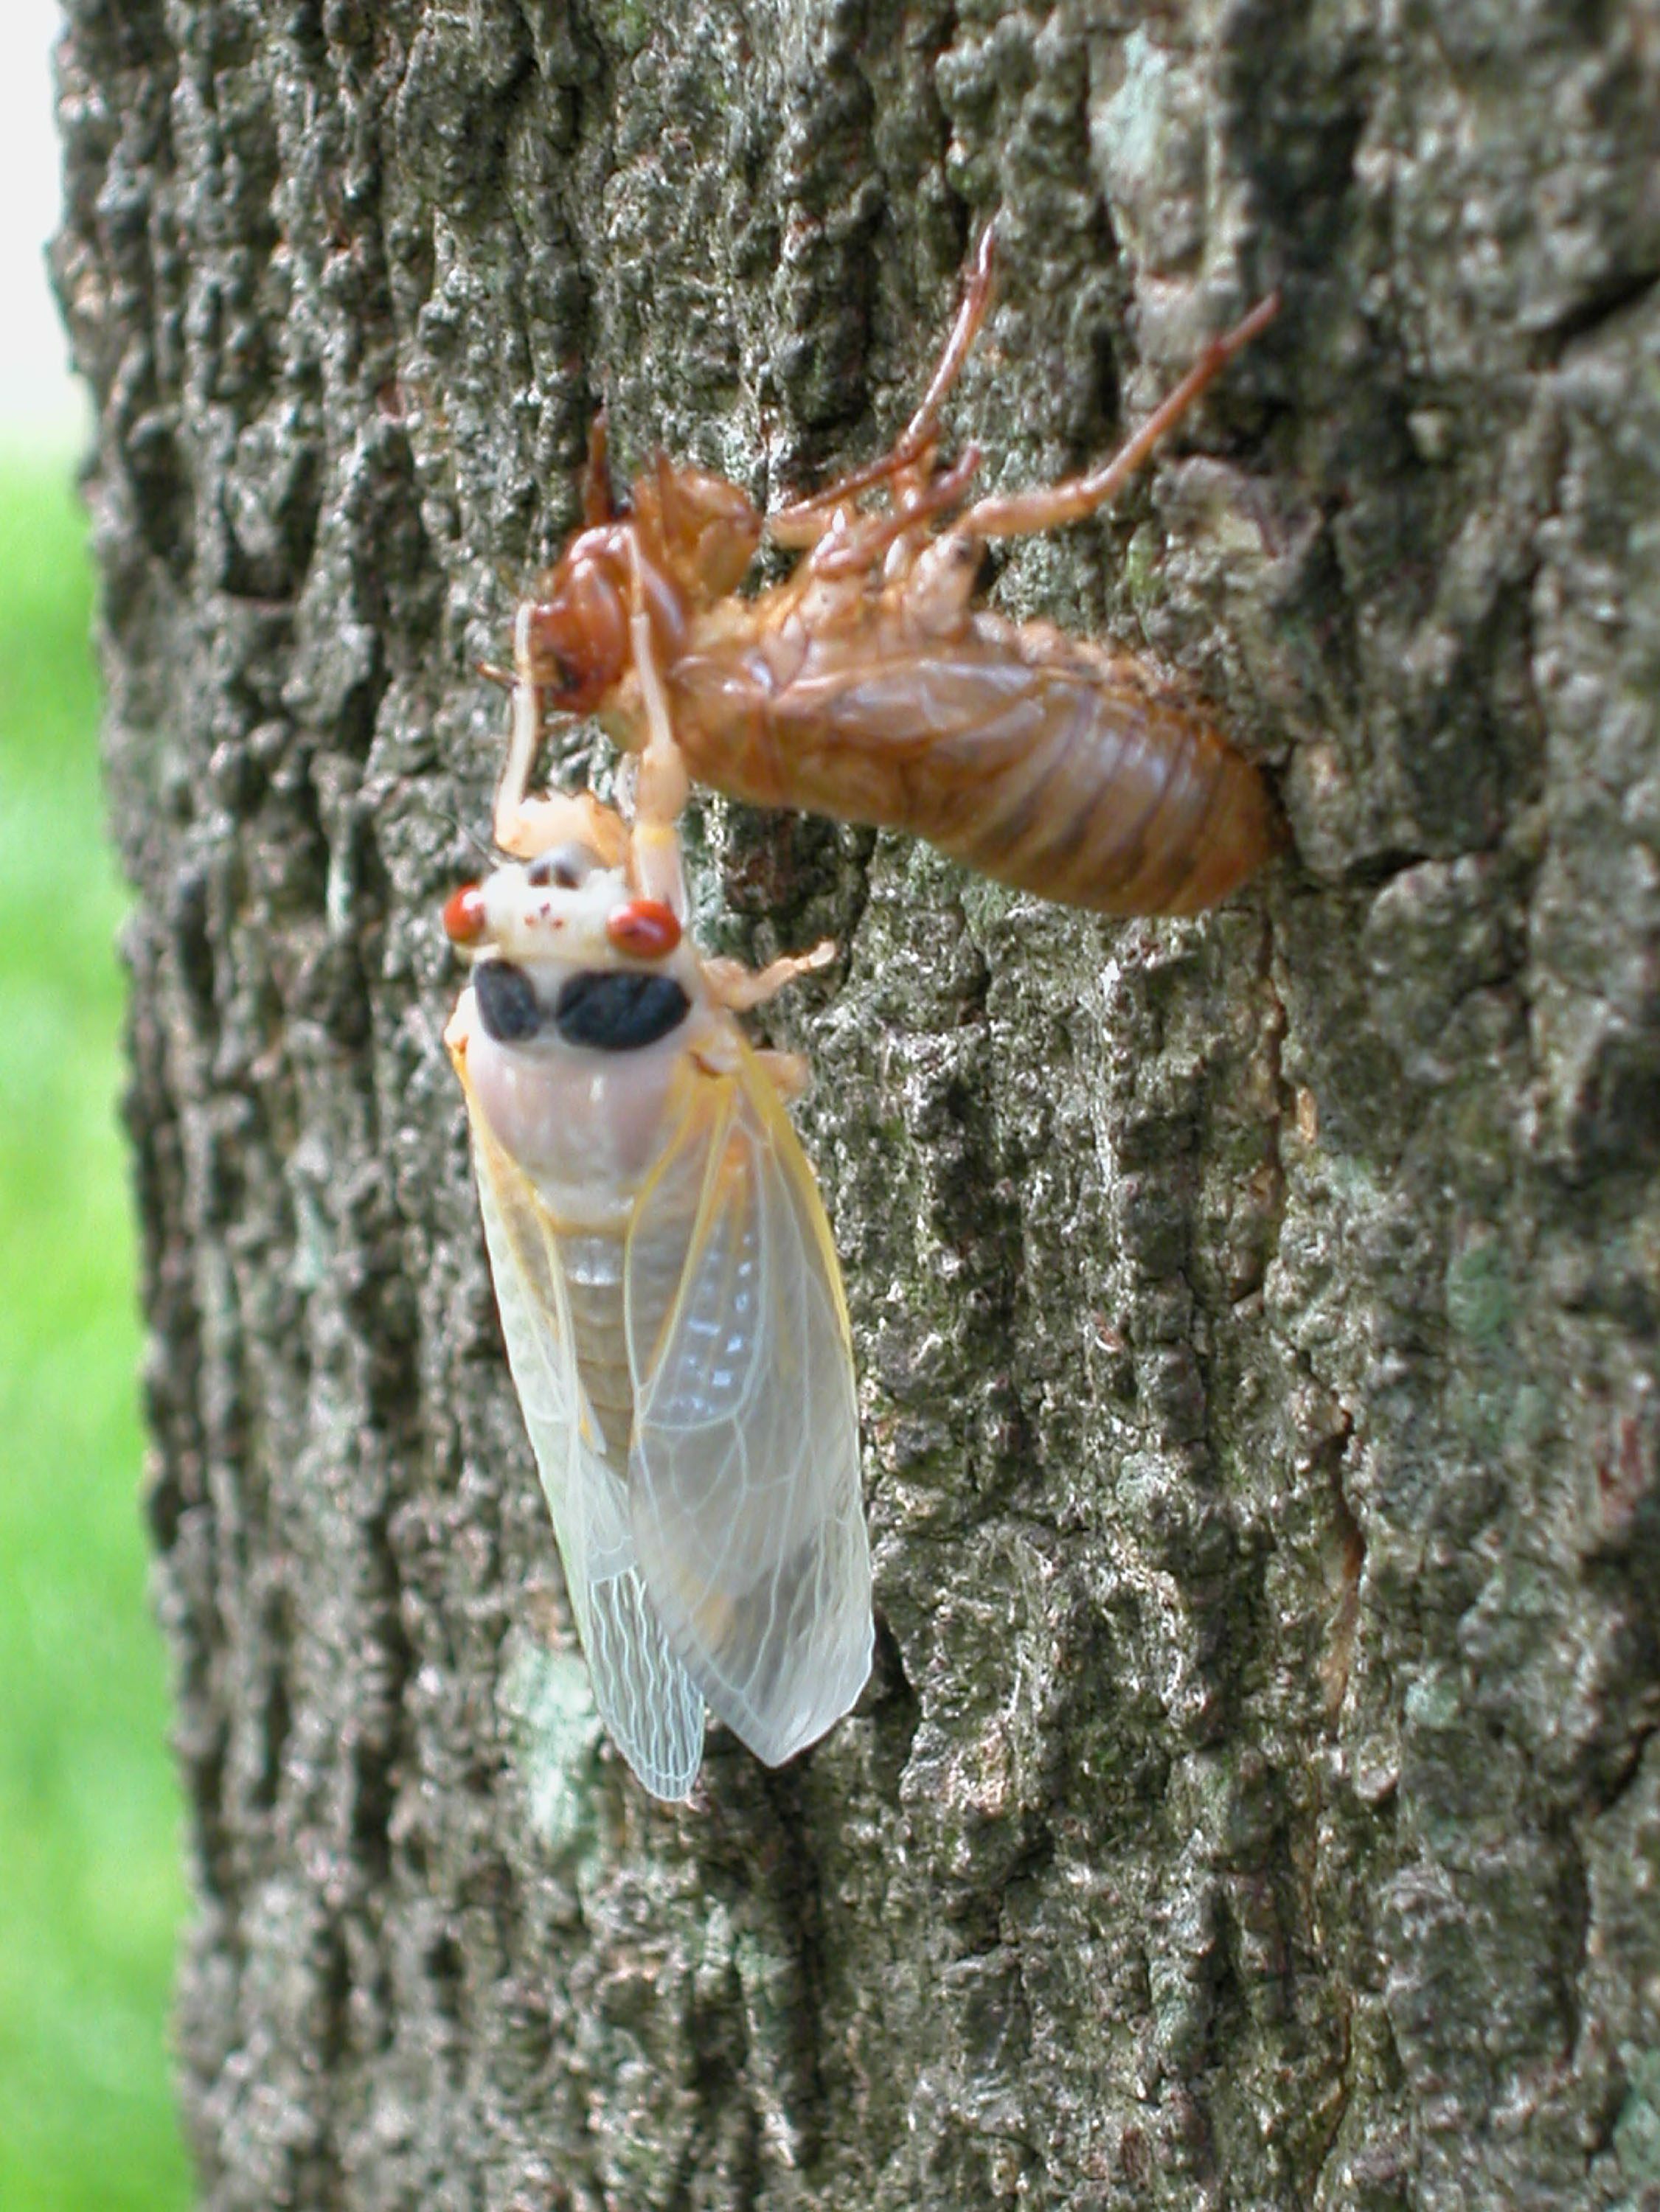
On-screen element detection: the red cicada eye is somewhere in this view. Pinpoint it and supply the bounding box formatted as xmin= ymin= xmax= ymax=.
xmin=443 ymin=883 xmax=488 ymax=945
xmin=605 ymin=897 xmax=682 ymax=960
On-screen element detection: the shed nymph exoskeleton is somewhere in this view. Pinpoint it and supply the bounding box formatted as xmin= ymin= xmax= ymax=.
xmin=501 ymin=229 xmax=1280 ymax=916
xmin=444 ymin=637 xmax=871 ymax=1800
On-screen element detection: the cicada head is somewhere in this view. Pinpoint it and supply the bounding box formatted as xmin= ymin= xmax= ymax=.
xmin=449 ymin=819 xmax=639 ymax=970
xmin=446 ymin=800 xmax=701 ymax=1048
xmin=445 ymin=811 xmax=707 ymax=1192
xmin=523 ymin=535 xmax=631 ymax=714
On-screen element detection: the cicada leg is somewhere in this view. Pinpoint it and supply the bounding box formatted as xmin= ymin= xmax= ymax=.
xmin=701 ymin=939 xmax=836 ymax=1013
xmin=768 ymin=224 xmax=998 ymax=549
xmin=582 ymin=410 xmax=614 ymax=526
xmin=493 ymin=596 xmax=634 ymax=864
xmin=618 ymin=534 xmax=694 ymax=913
xmin=955 ymin=291 xmax=1279 ymax=543
xmin=895 ymin=224 xmax=999 ymax=461
xmin=685 ymin=949 xmax=835 ymax=1085
xmin=487 ymin=415 xmax=622 ymax=858
xmin=809 ymin=444 xmax=982 ymax=581
xmin=493 ymin=598 xmax=564 ymax=857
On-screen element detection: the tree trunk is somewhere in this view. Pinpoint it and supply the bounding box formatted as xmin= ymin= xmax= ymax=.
xmin=55 ymin=1 xmax=1660 ymax=2205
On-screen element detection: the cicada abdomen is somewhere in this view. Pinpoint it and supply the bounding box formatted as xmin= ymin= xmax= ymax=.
xmin=654 ymin=571 xmax=1279 ymax=917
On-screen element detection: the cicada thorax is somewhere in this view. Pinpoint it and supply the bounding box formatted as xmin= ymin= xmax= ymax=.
xmin=628 ymin=454 xmax=763 ymax=603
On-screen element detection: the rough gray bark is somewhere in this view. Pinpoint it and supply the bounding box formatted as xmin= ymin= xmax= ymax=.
xmin=55 ymin=1 xmax=1660 ymax=2206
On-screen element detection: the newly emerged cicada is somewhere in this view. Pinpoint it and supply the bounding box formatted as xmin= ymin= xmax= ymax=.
xmin=444 ymin=685 xmax=871 ymax=1795
xmin=501 ymin=230 xmax=1279 ymax=914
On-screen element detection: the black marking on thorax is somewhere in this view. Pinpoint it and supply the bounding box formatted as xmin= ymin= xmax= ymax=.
xmin=475 ymin=958 xmax=691 ymax=1051
xmin=555 ymin=970 xmax=691 ymax=1051
xmin=473 ymin=959 xmax=542 ymax=1042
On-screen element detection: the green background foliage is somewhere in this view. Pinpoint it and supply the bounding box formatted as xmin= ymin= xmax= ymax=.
xmin=0 ymin=456 xmax=187 ymax=2210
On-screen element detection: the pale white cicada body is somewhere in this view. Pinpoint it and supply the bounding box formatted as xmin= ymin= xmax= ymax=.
xmin=443 ymin=774 xmax=871 ymax=1801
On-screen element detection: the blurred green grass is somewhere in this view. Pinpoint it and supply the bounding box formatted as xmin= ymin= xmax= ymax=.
xmin=0 ymin=454 xmax=190 ymax=2210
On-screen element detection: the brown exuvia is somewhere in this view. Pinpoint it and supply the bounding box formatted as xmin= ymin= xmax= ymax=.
xmin=496 ymin=230 xmax=1279 ymax=916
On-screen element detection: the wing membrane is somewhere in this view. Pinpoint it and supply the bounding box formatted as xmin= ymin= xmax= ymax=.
xmin=625 ymin=1049 xmax=872 ymax=1767
xmin=463 ymin=1075 xmax=705 ymax=1801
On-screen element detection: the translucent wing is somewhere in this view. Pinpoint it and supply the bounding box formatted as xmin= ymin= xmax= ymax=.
xmin=625 ymin=1047 xmax=872 ymax=1767
xmin=462 ymin=1071 xmax=705 ymax=1801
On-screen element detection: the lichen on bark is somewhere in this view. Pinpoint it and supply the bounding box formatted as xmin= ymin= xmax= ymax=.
xmin=55 ymin=1 xmax=1660 ymax=2205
